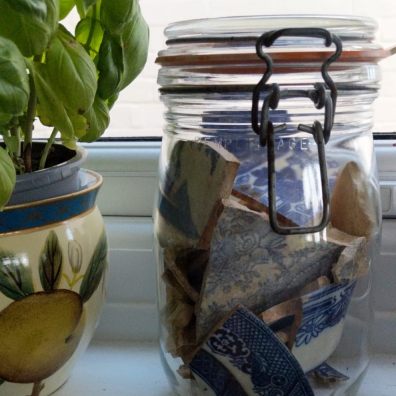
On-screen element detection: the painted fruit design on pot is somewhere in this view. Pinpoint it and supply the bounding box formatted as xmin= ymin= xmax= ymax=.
xmin=0 ymin=230 xmax=107 ymax=396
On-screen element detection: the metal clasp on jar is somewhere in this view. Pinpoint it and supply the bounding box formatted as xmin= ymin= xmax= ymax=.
xmin=251 ymin=27 xmax=343 ymax=235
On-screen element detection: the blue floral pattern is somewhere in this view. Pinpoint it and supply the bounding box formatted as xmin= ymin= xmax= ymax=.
xmin=222 ymin=136 xmax=341 ymax=226
xmin=295 ymin=281 xmax=356 ymax=347
xmin=196 ymin=201 xmax=345 ymax=339
xmin=190 ymin=307 xmax=314 ymax=396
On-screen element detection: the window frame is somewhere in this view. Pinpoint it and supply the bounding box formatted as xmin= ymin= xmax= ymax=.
xmin=85 ymin=136 xmax=396 ymax=218
xmin=83 ymin=139 xmax=161 ymax=217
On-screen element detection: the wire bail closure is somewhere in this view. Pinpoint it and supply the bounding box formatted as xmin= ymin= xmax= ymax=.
xmin=251 ymin=28 xmax=342 ymax=235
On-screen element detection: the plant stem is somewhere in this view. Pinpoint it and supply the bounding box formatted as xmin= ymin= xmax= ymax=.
xmin=3 ymin=128 xmax=11 ymax=140
xmin=9 ymin=118 xmax=21 ymax=157
xmin=39 ymin=128 xmax=58 ymax=170
xmin=31 ymin=381 xmax=43 ymax=396
xmin=8 ymin=126 xmax=15 ymax=138
xmin=23 ymin=72 xmax=37 ymax=173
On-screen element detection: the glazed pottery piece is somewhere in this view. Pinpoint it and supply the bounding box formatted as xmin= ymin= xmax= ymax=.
xmin=190 ymin=306 xmax=314 ymax=396
xmin=293 ymin=281 xmax=356 ymax=372
xmin=8 ymin=144 xmax=88 ymax=206
xmin=0 ymin=170 xmax=107 ymax=396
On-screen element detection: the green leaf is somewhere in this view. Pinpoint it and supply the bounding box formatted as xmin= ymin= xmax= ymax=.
xmin=118 ymin=6 xmax=149 ymax=91
xmin=97 ymin=33 xmax=123 ymax=100
xmin=75 ymin=0 xmax=97 ymax=18
xmin=0 ymin=249 xmax=34 ymax=300
xmin=80 ymin=96 xmax=109 ymax=141
xmin=79 ymin=231 xmax=107 ymax=303
xmin=0 ymin=37 xmax=29 ymax=123
xmin=62 ymin=138 xmax=78 ymax=150
xmin=96 ymin=0 xmax=148 ymax=99
xmin=4 ymin=0 xmax=47 ymax=17
xmin=39 ymin=231 xmax=63 ymax=292
xmin=0 ymin=147 xmax=16 ymax=210
xmin=75 ymin=16 xmax=104 ymax=58
xmin=83 ymin=0 xmax=97 ymax=8
xmin=107 ymin=93 xmax=118 ymax=109
xmin=0 ymin=0 xmax=58 ymax=57
xmin=32 ymin=62 xmax=86 ymax=142
xmin=59 ymin=0 xmax=75 ymax=19
xmin=43 ymin=25 xmax=97 ymax=114
xmin=30 ymin=25 xmax=94 ymax=143
xmin=45 ymin=0 xmax=60 ymax=34
xmin=3 ymin=135 xmax=20 ymax=156
xmin=100 ymin=0 xmax=134 ymax=36
xmin=74 ymin=0 xmax=85 ymax=17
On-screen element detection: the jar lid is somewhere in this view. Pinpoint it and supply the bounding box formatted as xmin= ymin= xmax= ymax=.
xmin=157 ymin=15 xmax=390 ymax=71
xmin=164 ymin=15 xmax=377 ymax=41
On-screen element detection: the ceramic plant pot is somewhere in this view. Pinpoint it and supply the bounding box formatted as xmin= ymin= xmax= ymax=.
xmin=0 ymin=170 xmax=107 ymax=396
xmin=8 ymin=144 xmax=88 ymax=206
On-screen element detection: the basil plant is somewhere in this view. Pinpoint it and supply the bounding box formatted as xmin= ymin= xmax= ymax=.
xmin=0 ymin=0 xmax=149 ymax=208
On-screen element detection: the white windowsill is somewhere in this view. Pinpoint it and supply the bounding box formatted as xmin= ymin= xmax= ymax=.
xmin=56 ymin=342 xmax=171 ymax=396
xmin=56 ymin=342 xmax=396 ymax=396
xmin=83 ymin=141 xmax=160 ymax=217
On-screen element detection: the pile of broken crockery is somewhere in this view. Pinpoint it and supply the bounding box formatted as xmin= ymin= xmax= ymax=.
xmin=155 ymin=138 xmax=378 ymax=395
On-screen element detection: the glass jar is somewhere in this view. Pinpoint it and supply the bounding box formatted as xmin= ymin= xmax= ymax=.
xmin=154 ymin=15 xmax=384 ymax=396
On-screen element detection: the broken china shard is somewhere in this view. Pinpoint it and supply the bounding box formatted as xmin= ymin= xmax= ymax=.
xmin=156 ymin=140 xmax=239 ymax=249
xmin=330 ymin=161 xmax=380 ymax=238
xmin=196 ymin=199 xmax=348 ymax=339
xmin=190 ymin=306 xmax=314 ymax=396
xmin=308 ymin=362 xmax=350 ymax=384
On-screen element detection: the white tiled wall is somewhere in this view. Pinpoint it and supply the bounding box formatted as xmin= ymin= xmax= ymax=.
xmin=107 ymin=0 xmax=396 ymax=137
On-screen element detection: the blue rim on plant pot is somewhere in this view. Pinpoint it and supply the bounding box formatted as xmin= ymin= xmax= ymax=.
xmin=0 ymin=1 xmax=149 ymax=395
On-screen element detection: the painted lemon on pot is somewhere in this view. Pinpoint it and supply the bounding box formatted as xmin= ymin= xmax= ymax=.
xmin=0 ymin=230 xmax=107 ymax=396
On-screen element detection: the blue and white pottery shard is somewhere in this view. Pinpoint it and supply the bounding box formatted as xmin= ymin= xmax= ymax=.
xmin=226 ymin=135 xmax=341 ymax=227
xmin=196 ymin=198 xmax=351 ymax=340
xmin=308 ymin=362 xmax=349 ymax=383
xmin=155 ymin=139 xmax=239 ymax=249
xmin=331 ymin=235 xmax=368 ymax=283
xmin=293 ymin=281 xmax=356 ymax=372
xmin=190 ymin=306 xmax=314 ymax=396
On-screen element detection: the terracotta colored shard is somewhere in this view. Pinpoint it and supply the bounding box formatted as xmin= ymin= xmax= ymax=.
xmin=168 ymin=321 xmax=197 ymax=361
xmin=155 ymin=140 xmax=240 ymax=249
xmin=164 ymin=248 xmax=209 ymax=303
xmin=325 ymin=226 xmax=369 ymax=282
xmin=195 ymin=198 xmax=347 ymax=339
xmin=332 ymin=236 xmax=369 ymax=282
xmin=300 ymin=276 xmax=331 ymax=295
xmin=309 ymin=362 xmax=349 ymax=384
xmin=162 ymin=270 xmax=197 ymax=360
xmin=330 ymin=161 xmax=379 ymax=238
xmin=162 ymin=269 xmax=187 ymax=301
xmin=260 ymin=298 xmax=303 ymax=350
xmin=177 ymin=364 xmax=194 ymax=380
xmin=231 ymin=189 xmax=297 ymax=227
